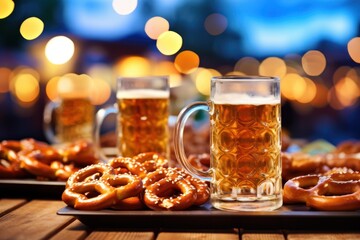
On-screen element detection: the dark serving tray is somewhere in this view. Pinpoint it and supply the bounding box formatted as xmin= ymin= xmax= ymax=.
xmin=57 ymin=203 xmax=360 ymax=230
xmin=0 ymin=179 xmax=65 ymax=199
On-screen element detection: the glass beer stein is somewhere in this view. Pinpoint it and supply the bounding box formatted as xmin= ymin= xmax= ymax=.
xmin=43 ymin=74 xmax=95 ymax=144
xmin=95 ymin=76 xmax=170 ymax=161
xmin=174 ymin=76 xmax=282 ymax=211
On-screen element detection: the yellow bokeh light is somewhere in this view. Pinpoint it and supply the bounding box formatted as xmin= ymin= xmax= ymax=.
xmin=347 ymin=37 xmax=360 ymax=63
xmin=334 ymin=77 xmax=359 ymax=107
xmin=0 ymin=0 xmax=14 ymax=19
xmin=297 ymin=77 xmax=317 ymax=103
xmin=259 ymin=57 xmax=286 ymax=78
xmin=281 ymin=73 xmax=306 ymax=100
xmin=234 ymin=57 xmax=259 ymax=75
xmin=151 ymin=61 xmax=182 ymax=88
xmin=114 ymin=56 xmax=151 ymax=77
xmin=0 ymin=67 xmax=12 ymax=93
xmin=112 ymin=0 xmax=137 ymax=15
xmin=204 ymin=13 xmax=228 ymax=36
xmin=311 ymin=83 xmax=328 ymax=108
xmin=87 ymin=64 xmax=115 ymax=90
xmin=45 ymin=36 xmax=75 ymax=65
xmin=11 ymin=73 xmax=39 ymax=103
xmin=156 ymin=31 xmax=183 ymax=56
xmin=145 ymin=16 xmax=170 ymax=40
xmin=91 ymin=78 xmax=111 ymax=105
xmin=328 ymin=87 xmax=344 ymax=110
xmin=46 ymin=76 xmax=60 ymax=101
xmin=20 ymin=17 xmax=44 ymax=40
xmin=194 ymin=68 xmax=221 ymax=96
xmin=302 ymin=50 xmax=326 ymax=76
xmin=174 ymin=50 xmax=200 ymax=74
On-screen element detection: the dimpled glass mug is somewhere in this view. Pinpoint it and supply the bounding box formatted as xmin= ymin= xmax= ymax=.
xmin=174 ymin=76 xmax=282 ymax=211
xmin=43 ymin=73 xmax=95 ymax=144
xmin=95 ymin=76 xmax=170 ymax=161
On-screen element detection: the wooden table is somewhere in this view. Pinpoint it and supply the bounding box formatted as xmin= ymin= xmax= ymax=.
xmin=1 ymin=198 xmax=360 ymax=240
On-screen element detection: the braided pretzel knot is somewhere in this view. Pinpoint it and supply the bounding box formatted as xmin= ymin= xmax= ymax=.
xmin=283 ymin=172 xmax=360 ymax=211
xmin=142 ymin=167 xmax=210 ymax=210
xmin=62 ymin=163 xmax=143 ymax=210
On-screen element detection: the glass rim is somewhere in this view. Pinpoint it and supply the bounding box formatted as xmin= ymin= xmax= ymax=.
xmin=117 ymin=75 xmax=169 ymax=81
xmin=212 ymin=75 xmax=279 ymax=82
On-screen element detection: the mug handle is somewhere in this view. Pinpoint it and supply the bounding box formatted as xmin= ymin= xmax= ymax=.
xmin=94 ymin=104 xmax=118 ymax=162
xmin=173 ymin=101 xmax=211 ymax=182
xmin=43 ymin=101 xmax=60 ymax=144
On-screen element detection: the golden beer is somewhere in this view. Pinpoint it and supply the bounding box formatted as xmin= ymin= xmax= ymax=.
xmin=55 ymin=98 xmax=94 ymax=143
xmin=116 ymin=89 xmax=169 ymax=158
xmin=209 ymin=99 xmax=282 ymax=209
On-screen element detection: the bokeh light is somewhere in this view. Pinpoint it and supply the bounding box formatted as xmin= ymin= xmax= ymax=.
xmin=156 ymin=31 xmax=183 ymax=56
xmin=112 ymin=0 xmax=137 ymax=15
xmin=20 ymin=17 xmax=44 ymax=40
xmin=302 ymin=50 xmax=326 ymax=76
xmin=259 ymin=57 xmax=286 ymax=78
xmin=297 ymin=77 xmax=317 ymax=103
xmin=234 ymin=57 xmax=259 ymax=75
xmin=347 ymin=37 xmax=360 ymax=63
xmin=46 ymin=76 xmax=60 ymax=101
xmin=311 ymin=83 xmax=328 ymax=108
xmin=193 ymin=68 xmax=221 ymax=96
xmin=0 ymin=68 xmax=12 ymax=93
xmin=91 ymin=78 xmax=111 ymax=105
xmin=0 ymin=0 xmax=14 ymax=19
xmin=45 ymin=36 xmax=75 ymax=64
xmin=145 ymin=16 xmax=170 ymax=40
xmin=204 ymin=13 xmax=228 ymax=36
xmin=10 ymin=71 xmax=40 ymax=103
xmin=174 ymin=50 xmax=200 ymax=74
xmin=334 ymin=76 xmax=359 ymax=107
xmin=281 ymin=73 xmax=306 ymax=101
xmin=114 ymin=56 xmax=151 ymax=77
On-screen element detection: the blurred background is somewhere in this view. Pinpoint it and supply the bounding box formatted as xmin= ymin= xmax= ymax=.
xmin=0 ymin=0 xmax=360 ymax=145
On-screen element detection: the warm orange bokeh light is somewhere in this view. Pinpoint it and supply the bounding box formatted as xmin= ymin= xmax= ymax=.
xmin=347 ymin=37 xmax=360 ymax=63
xmin=234 ymin=57 xmax=259 ymax=75
xmin=0 ymin=67 xmax=12 ymax=93
xmin=302 ymin=50 xmax=326 ymax=76
xmin=174 ymin=50 xmax=200 ymax=74
xmin=145 ymin=16 xmax=170 ymax=40
xmin=259 ymin=57 xmax=286 ymax=79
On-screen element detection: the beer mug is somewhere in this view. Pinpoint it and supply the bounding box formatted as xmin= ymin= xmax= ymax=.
xmin=95 ymin=76 xmax=170 ymax=161
xmin=174 ymin=76 xmax=282 ymax=211
xmin=43 ymin=74 xmax=95 ymax=144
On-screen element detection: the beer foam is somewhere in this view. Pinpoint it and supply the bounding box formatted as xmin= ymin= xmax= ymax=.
xmin=213 ymin=93 xmax=280 ymax=105
xmin=117 ymin=89 xmax=169 ymax=99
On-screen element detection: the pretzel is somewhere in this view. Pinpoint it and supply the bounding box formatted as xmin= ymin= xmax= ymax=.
xmin=62 ymin=163 xmax=143 ymax=210
xmin=132 ymin=152 xmax=168 ymax=172
xmin=188 ymin=153 xmax=210 ymax=171
xmin=0 ymin=138 xmax=100 ymax=181
xmin=109 ymin=157 xmax=148 ymax=178
xmin=142 ymin=167 xmax=210 ymax=210
xmin=143 ymin=176 xmax=197 ymax=210
xmin=58 ymin=139 xmax=98 ymax=166
xmin=0 ymin=145 xmax=27 ymax=178
xmin=283 ymin=172 xmax=360 ymax=211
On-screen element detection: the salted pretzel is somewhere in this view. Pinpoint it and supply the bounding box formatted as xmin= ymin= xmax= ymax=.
xmin=109 ymin=152 xmax=168 ymax=179
xmin=188 ymin=153 xmax=210 ymax=171
xmin=283 ymin=171 xmax=360 ymax=211
xmin=132 ymin=152 xmax=168 ymax=172
xmin=109 ymin=157 xmax=148 ymax=178
xmin=142 ymin=167 xmax=210 ymax=210
xmin=62 ymin=163 xmax=143 ymax=210
xmin=58 ymin=139 xmax=98 ymax=166
xmin=0 ymin=138 xmax=99 ymax=180
xmin=0 ymin=145 xmax=28 ymax=178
